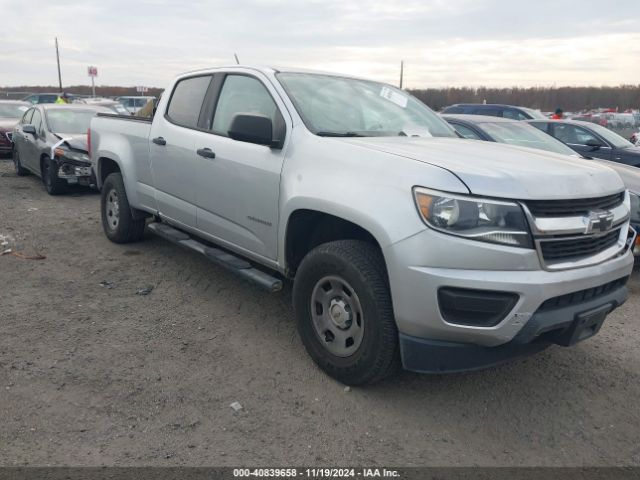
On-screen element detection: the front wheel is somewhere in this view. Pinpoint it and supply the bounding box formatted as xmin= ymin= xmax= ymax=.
xmin=293 ymin=240 xmax=399 ymax=385
xmin=41 ymin=156 xmax=67 ymax=195
xmin=101 ymin=172 xmax=146 ymax=243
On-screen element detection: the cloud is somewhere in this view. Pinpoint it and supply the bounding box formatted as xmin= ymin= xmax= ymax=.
xmin=0 ymin=0 xmax=638 ymax=88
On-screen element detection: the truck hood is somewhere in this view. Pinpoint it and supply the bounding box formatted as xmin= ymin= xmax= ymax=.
xmin=341 ymin=136 xmax=624 ymax=200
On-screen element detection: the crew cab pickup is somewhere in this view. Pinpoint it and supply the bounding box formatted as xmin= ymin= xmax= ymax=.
xmin=90 ymin=66 xmax=636 ymax=385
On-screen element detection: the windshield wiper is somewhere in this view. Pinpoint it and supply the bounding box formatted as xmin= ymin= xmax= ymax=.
xmin=316 ymin=131 xmax=367 ymax=137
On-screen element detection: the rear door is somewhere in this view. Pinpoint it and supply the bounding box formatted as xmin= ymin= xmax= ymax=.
xmin=22 ymin=109 xmax=43 ymax=171
xmin=148 ymin=74 xmax=213 ymax=227
xmin=13 ymin=107 xmax=34 ymax=164
xmin=191 ymin=71 xmax=290 ymax=260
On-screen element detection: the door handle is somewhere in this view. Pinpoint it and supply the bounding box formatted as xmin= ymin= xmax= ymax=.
xmin=152 ymin=136 xmax=166 ymax=146
xmin=196 ymin=148 xmax=216 ymax=159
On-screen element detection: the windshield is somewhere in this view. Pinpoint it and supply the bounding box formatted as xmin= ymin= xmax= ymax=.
xmin=277 ymin=73 xmax=457 ymax=138
xmin=587 ymin=123 xmax=634 ymax=149
xmin=0 ymin=104 xmax=29 ymax=118
xmin=482 ymin=122 xmax=578 ymax=156
xmin=46 ymin=109 xmax=98 ymax=134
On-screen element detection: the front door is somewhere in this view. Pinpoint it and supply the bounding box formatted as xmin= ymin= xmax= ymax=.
xmin=193 ymin=72 xmax=290 ymax=260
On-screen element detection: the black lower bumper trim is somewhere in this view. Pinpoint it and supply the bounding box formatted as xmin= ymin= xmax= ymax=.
xmin=399 ymin=334 xmax=550 ymax=374
xmin=400 ymin=281 xmax=628 ymax=374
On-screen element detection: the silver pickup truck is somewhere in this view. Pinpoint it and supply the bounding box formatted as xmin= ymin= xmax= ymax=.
xmin=90 ymin=66 xmax=636 ymax=385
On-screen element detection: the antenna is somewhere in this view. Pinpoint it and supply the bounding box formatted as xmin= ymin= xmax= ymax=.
xmin=399 ymin=60 xmax=404 ymax=89
xmin=234 ymin=53 xmax=240 ymax=65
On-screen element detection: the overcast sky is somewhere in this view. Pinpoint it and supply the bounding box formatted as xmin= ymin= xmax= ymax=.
xmin=1 ymin=0 xmax=638 ymax=89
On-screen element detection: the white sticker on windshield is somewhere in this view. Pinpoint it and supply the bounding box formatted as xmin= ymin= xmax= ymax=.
xmin=380 ymin=86 xmax=408 ymax=108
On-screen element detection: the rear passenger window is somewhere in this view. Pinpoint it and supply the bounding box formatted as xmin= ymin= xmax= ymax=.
xmin=211 ymin=75 xmax=278 ymax=136
xmin=453 ymin=124 xmax=482 ymax=140
xmin=166 ymin=75 xmax=212 ymax=128
xmin=474 ymin=108 xmax=501 ymax=117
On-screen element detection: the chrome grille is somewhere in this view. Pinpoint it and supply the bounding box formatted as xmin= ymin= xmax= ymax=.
xmin=5 ymin=132 xmax=13 ymax=142
xmin=539 ymin=229 xmax=621 ymax=262
xmin=525 ymin=192 xmax=625 ymax=217
xmin=522 ymin=191 xmax=630 ymax=270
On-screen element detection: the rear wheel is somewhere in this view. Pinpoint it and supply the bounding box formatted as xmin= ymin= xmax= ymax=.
xmin=101 ymin=172 xmax=146 ymax=243
xmin=293 ymin=240 xmax=399 ymax=385
xmin=12 ymin=147 xmax=28 ymax=176
xmin=41 ymin=156 xmax=67 ymax=195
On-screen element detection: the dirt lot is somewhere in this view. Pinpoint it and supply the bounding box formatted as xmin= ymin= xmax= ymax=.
xmin=0 ymin=157 xmax=639 ymax=467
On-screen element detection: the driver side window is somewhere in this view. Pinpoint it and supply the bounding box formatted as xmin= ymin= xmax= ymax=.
xmin=211 ymin=75 xmax=278 ymax=136
xmin=31 ymin=110 xmax=43 ymax=134
xmin=553 ymin=124 xmax=598 ymax=146
xmin=21 ymin=108 xmax=34 ymax=124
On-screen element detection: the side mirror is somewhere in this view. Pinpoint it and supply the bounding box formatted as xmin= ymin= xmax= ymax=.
xmin=228 ymin=113 xmax=279 ymax=148
xmin=585 ymin=139 xmax=602 ymax=151
xmin=23 ymin=124 xmax=37 ymax=135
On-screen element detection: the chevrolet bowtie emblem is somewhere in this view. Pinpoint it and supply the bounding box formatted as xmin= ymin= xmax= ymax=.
xmin=584 ymin=210 xmax=615 ymax=234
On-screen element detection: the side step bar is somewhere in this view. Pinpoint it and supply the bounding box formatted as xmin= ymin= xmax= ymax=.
xmin=147 ymin=222 xmax=283 ymax=292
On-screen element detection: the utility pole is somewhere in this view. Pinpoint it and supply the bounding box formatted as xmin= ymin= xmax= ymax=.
xmin=55 ymin=37 xmax=63 ymax=92
xmin=399 ymin=60 xmax=404 ymax=89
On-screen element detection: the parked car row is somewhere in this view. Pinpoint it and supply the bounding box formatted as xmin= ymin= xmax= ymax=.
xmin=4 ymin=68 xmax=638 ymax=385
xmin=17 ymin=92 xmax=156 ymax=115
xmin=442 ymin=114 xmax=640 ymax=252
xmin=10 ymin=104 xmax=108 ymax=193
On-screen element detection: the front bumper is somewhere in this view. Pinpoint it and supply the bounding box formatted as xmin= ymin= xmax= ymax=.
xmin=400 ymin=279 xmax=628 ymax=373
xmin=384 ymin=226 xmax=635 ymax=348
xmin=57 ymin=162 xmax=93 ymax=185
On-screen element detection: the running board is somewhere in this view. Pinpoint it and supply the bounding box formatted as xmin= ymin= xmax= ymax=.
xmin=147 ymin=222 xmax=283 ymax=292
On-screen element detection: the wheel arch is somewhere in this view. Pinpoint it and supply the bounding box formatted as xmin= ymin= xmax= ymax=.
xmin=282 ymin=206 xmax=390 ymax=278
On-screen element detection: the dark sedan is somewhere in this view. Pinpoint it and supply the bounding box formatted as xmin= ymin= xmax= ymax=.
xmin=528 ymin=119 xmax=640 ymax=168
xmin=443 ymin=114 xmax=640 ymax=255
xmin=0 ymin=100 xmax=30 ymax=155
xmin=441 ymin=103 xmax=546 ymax=120
xmin=11 ymin=104 xmax=109 ymax=195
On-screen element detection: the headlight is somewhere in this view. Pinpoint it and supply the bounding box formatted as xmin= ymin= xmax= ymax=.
xmin=54 ymin=147 xmax=90 ymax=164
xmin=413 ymin=187 xmax=533 ymax=248
xmin=630 ymin=192 xmax=640 ymax=223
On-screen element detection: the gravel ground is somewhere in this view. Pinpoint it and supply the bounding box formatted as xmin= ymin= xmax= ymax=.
xmin=0 ymin=157 xmax=639 ymax=467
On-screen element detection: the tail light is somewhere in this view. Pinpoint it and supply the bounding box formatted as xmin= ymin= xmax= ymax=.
xmin=87 ymin=128 xmax=91 ymax=159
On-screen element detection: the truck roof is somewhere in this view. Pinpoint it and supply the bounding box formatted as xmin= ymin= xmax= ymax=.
xmin=177 ymin=65 xmax=376 ymax=83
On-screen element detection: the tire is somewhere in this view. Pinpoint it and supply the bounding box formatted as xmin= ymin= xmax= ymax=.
xmin=293 ymin=240 xmax=399 ymax=385
xmin=101 ymin=172 xmax=146 ymax=243
xmin=41 ymin=156 xmax=67 ymax=195
xmin=12 ymin=147 xmax=28 ymax=176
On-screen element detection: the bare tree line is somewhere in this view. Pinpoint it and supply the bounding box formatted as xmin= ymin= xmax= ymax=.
xmin=3 ymin=84 xmax=640 ymax=113
xmin=408 ymin=85 xmax=640 ymax=112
